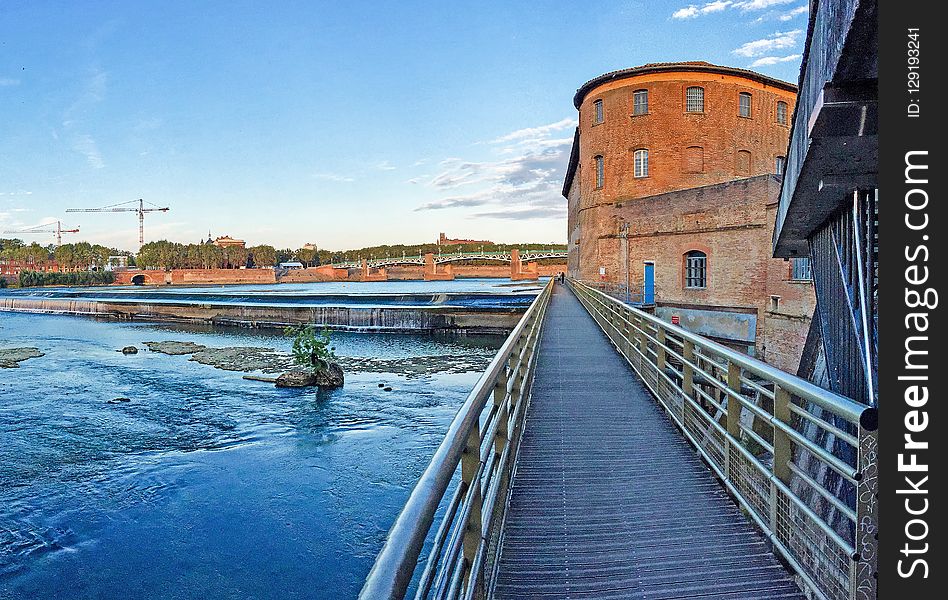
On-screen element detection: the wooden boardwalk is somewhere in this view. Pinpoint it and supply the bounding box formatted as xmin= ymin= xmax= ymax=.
xmin=492 ymin=284 xmax=804 ymax=600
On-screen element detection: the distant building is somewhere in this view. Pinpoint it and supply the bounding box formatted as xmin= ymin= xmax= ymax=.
xmin=302 ymin=243 xmax=318 ymax=251
xmin=772 ymin=0 xmax=878 ymax=405
xmin=438 ymin=232 xmax=493 ymax=246
xmin=210 ymin=235 xmax=246 ymax=248
xmin=279 ymin=261 xmax=304 ymax=270
xmin=0 ymin=259 xmax=60 ymax=278
xmin=564 ymin=61 xmax=813 ymax=372
xmin=106 ymin=256 xmax=129 ymax=271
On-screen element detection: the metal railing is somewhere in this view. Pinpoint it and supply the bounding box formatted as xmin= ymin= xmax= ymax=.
xmin=569 ymin=279 xmax=877 ymax=600
xmin=359 ymin=278 xmax=555 ymax=600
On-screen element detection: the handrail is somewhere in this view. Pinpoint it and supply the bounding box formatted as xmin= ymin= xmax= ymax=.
xmin=568 ymin=278 xmax=878 ymax=600
xmin=360 ymin=278 xmax=554 ymax=600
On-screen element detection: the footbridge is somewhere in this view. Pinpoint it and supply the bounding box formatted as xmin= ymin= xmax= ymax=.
xmin=331 ymin=249 xmax=567 ymax=269
xmin=360 ymin=279 xmax=878 ymax=600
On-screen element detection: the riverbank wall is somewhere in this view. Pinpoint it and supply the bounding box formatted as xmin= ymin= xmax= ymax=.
xmin=0 ymin=297 xmax=523 ymax=334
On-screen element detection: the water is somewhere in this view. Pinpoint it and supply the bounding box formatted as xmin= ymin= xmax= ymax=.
xmin=0 ymin=311 xmax=502 ymax=599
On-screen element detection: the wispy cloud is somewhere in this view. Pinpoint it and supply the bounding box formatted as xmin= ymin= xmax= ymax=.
xmin=732 ymin=29 xmax=802 ymax=57
xmin=0 ymin=77 xmax=20 ymax=87
xmin=490 ymin=118 xmax=576 ymax=144
xmin=376 ymin=160 xmax=396 ymax=171
xmin=313 ymin=172 xmax=355 ymax=182
xmin=672 ymin=1 xmax=732 ymax=19
xmin=414 ymin=118 xmax=573 ymax=221
xmin=734 ymin=0 xmax=795 ymax=10
xmin=672 ymin=0 xmax=794 ymax=19
xmin=778 ymin=5 xmax=808 ymax=21
xmin=749 ymin=53 xmax=802 ymax=67
xmin=73 ymin=134 xmax=105 ymax=169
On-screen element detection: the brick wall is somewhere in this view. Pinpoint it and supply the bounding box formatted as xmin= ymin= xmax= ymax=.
xmin=599 ymin=175 xmax=814 ymax=372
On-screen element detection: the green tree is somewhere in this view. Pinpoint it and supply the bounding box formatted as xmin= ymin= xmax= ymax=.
xmin=284 ymin=325 xmax=337 ymax=374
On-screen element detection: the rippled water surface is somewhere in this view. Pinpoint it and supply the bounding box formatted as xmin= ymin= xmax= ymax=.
xmin=0 ymin=312 xmax=501 ymax=599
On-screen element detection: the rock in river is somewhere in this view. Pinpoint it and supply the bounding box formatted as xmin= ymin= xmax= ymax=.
xmin=0 ymin=347 xmax=45 ymax=369
xmin=142 ymin=341 xmax=208 ymax=355
xmin=275 ymin=362 xmax=345 ymax=388
xmin=275 ymin=370 xmax=319 ymax=388
xmin=120 ymin=346 xmax=139 ymax=355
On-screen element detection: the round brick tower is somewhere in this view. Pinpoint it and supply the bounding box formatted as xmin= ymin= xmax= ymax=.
xmin=565 ymin=61 xmax=797 ymax=282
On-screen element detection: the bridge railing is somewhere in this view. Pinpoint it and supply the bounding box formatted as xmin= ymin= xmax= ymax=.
xmin=569 ymin=279 xmax=877 ymax=600
xmin=359 ymin=278 xmax=555 ymax=600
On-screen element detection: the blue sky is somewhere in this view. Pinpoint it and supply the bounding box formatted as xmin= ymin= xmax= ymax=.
xmin=1 ymin=1 xmax=808 ymax=251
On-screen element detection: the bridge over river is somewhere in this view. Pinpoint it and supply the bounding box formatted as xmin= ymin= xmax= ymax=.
xmin=330 ymin=250 xmax=567 ymax=269
xmin=360 ymin=279 xmax=878 ymax=600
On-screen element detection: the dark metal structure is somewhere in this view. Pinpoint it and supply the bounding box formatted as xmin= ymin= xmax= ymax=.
xmin=772 ymin=0 xmax=878 ymax=407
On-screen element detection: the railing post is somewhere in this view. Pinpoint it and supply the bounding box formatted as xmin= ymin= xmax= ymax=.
xmin=726 ymin=361 xmax=742 ymax=479
xmin=682 ymin=340 xmax=695 ymax=424
xmin=656 ymin=328 xmax=666 ymax=371
xmin=461 ymin=424 xmax=483 ymax=596
xmin=772 ymin=386 xmax=792 ymax=484
xmin=852 ymin=417 xmax=878 ymax=600
xmin=493 ymin=363 xmax=510 ymax=459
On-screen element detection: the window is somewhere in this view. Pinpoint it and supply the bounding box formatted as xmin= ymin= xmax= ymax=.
xmin=683 ymin=146 xmax=703 ymax=173
xmin=633 ymin=149 xmax=649 ymax=178
xmin=737 ymin=150 xmax=751 ymax=175
xmin=739 ymin=92 xmax=752 ymax=117
xmin=594 ymin=99 xmax=603 ymax=124
xmin=791 ymin=257 xmax=812 ymax=281
xmin=633 ymin=89 xmax=648 ymax=115
xmin=595 ymin=155 xmax=604 ymax=188
xmin=686 ymin=86 xmax=704 ymax=112
xmin=685 ymin=251 xmax=707 ymax=288
xmin=776 ymin=101 xmax=788 ymax=125
xmin=775 ymin=156 xmax=786 ymax=175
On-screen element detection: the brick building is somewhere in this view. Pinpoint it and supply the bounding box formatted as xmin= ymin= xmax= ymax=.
xmin=564 ymin=62 xmax=814 ymax=372
xmin=438 ymin=233 xmax=493 ymax=246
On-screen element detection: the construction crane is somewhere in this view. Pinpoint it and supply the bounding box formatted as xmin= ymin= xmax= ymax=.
xmin=66 ymin=199 xmax=169 ymax=248
xmin=3 ymin=220 xmax=80 ymax=246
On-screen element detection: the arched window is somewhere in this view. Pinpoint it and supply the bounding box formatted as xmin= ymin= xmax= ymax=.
xmin=684 ymin=250 xmax=707 ymax=289
xmin=686 ymin=86 xmax=704 ymax=112
xmin=633 ymin=89 xmax=649 ymax=115
xmin=633 ymin=149 xmax=649 ymax=178
xmin=776 ymin=101 xmax=789 ymax=125
xmin=683 ymin=146 xmax=703 ymax=173
xmin=595 ymin=155 xmax=604 ymax=188
xmin=739 ymin=92 xmax=752 ymax=117
xmin=775 ymin=155 xmax=786 ymax=176
xmin=737 ymin=150 xmax=752 ymax=175
xmin=593 ymin=99 xmax=604 ymax=124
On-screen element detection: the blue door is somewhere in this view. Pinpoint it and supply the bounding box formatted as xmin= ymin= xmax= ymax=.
xmin=643 ymin=262 xmax=655 ymax=304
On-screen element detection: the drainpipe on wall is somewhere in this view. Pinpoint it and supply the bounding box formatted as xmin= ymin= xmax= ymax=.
xmin=619 ymin=222 xmax=630 ymax=303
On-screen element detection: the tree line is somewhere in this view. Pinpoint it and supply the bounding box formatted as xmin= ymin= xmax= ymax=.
xmin=134 ymin=241 xmax=321 ymax=270
xmin=1 ymin=238 xmax=129 ymax=270
xmin=18 ymin=270 xmax=115 ymax=287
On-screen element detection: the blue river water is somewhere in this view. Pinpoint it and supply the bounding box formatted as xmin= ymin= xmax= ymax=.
xmin=0 ymin=310 xmax=504 ymax=599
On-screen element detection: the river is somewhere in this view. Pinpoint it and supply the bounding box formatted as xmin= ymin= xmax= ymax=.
xmin=0 ymin=303 xmax=506 ymax=599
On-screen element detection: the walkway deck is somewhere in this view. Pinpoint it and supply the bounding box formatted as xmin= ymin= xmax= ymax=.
xmin=492 ymin=284 xmax=804 ymax=599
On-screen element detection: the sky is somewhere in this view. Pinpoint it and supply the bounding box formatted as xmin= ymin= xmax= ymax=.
xmin=1 ymin=0 xmax=808 ymax=252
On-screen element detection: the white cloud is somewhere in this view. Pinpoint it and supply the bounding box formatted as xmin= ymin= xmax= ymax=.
xmin=779 ymin=5 xmax=809 ymax=20
xmin=673 ymin=0 xmax=797 ymax=19
xmin=672 ymin=1 xmax=732 ymax=19
xmin=415 ymin=119 xmax=574 ymax=221
xmin=749 ymin=53 xmax=802 ymax=67
xmin=0 ymin=77 xmax=20 ymax=86
xmin=733 ymin=30 xmax=802 ymax=57
xmin=312 ymin=172 xmax=355 ymax=182
xmin=734 ymin=0 xmax=795 ymax=10
xmin=376 ymin=160 xmax=396 ymax=171
xmin=490 ymin=118 xmax=576 ymax=144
